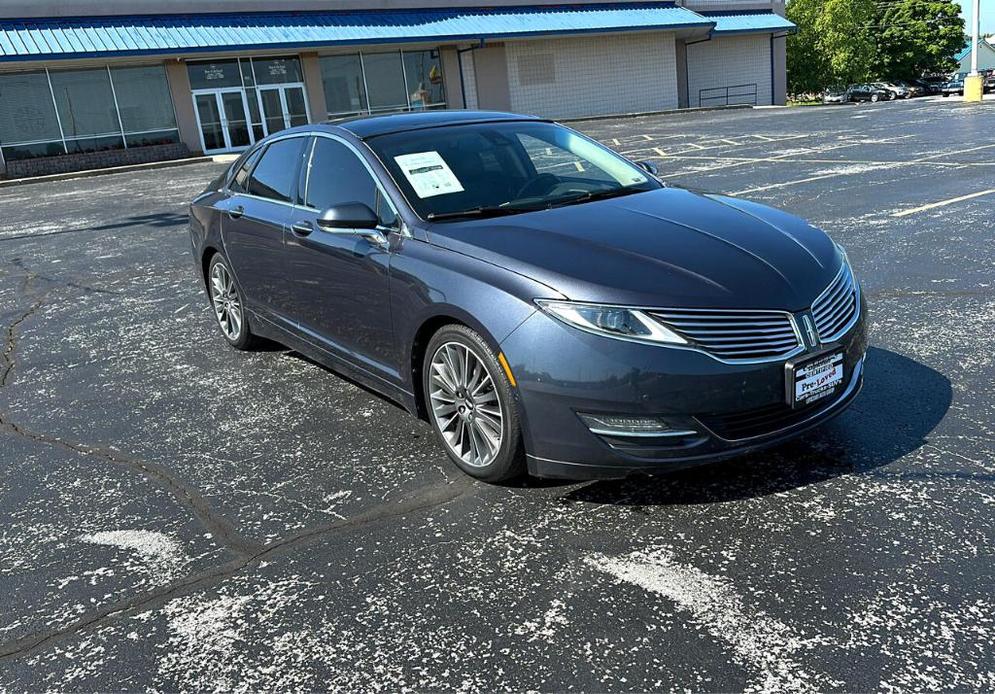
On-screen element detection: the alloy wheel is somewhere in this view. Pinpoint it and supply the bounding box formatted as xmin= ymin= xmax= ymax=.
xmin=428 ymin=341 xmax=504 ymax=468
xmin=209 ymin=261 xmax=242 ymax=341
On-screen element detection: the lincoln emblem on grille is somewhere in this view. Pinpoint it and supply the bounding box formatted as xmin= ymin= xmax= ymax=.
xmin=802 ymin=314 xmax=819 ymax=348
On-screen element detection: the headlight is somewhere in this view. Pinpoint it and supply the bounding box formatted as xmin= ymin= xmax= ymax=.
xmin=535 ymin=300 xmax=687 ymax=345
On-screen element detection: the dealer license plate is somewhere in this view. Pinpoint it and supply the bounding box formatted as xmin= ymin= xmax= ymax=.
xmin=791 ymin=352 xmax=843 ymax=407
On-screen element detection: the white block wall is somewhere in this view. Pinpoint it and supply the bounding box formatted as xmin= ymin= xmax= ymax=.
xmin=686 ymin=34 xmax=772 ymax=107
xmin=505 ymin=32 xmax=678 ymax=119
xmin=460 ymin=48 xmax=479 ymax=109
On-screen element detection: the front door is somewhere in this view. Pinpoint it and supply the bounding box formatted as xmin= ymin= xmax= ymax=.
xmin=258 ymin=85 xmax=310 ymax=137
xmin=193 ymin=89 xmax=255 ymax=153
xmin=285 ymin=136 xmax=398 ymax=379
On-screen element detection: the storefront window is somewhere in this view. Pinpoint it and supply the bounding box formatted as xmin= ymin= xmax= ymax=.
xmin=110 ymin=65 xmax=179 ymax=147
xmin=0 ymin=70 xmax=65 ymax=161
xmin=403 ymin=50 xmax=446 ymax=110
xmin=0 ymin=64 xmax=179 ymax=162
xmin=320 ymin=49 xmax=446 ymax=119
xmin=363 ymin=52 xmax=408 ymax=113
xmin=321 ymin=54 xmax=368 ymax=116
xmin=253 ymin=57 xmax=303 ymax=85
xmin=187 ymin=60 xmax=242 ymax=90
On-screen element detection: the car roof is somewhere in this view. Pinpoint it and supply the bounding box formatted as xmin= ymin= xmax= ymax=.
xmin=323 ymin=110 xmax=548 ymax=139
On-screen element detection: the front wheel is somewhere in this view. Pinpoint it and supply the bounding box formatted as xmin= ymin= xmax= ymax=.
xmin=424 ymin=325 xmax=525 ymax=482
xmin=871 ymin=94 xmax=880 ymax=103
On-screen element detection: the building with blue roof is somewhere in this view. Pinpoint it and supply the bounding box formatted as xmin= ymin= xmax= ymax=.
xmin=956 ymin=39 xmax=995 ymax=75
xmin=0 ymin=0 xmax=794 ymax=178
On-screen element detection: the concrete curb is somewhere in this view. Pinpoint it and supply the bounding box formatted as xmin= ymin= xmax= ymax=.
xmin=0 ymin=155 xmax=226 ymax=188
xmin=560 ymin=104 xmax=753 ymax=124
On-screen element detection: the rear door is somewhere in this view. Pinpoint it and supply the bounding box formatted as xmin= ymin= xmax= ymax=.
xmin=222 ymin=135 xmax=309 ymax=326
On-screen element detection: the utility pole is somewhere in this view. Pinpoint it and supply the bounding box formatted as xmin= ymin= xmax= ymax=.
xmin=964 ymin=0 xmax=983 ymax=101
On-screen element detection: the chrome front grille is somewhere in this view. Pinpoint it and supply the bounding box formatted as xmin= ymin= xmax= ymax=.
xmin=649 ymin=308 xmax=800 ymax=362
xmin=812 ymin=262 xmax=858 ymax=341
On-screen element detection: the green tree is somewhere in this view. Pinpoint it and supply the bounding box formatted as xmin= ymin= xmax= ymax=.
xmin=873 ymin=0 xmax=965 ymax=79
xmin=787 ymin=0 xmax=875 ymax=94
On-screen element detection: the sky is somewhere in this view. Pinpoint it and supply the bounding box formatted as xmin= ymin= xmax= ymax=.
xmin=957 ymin=0 xmax=994 ymax=35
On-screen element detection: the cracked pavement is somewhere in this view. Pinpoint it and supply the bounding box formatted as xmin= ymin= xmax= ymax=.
xmin=1 ymin=99 xmax=994 ymax=691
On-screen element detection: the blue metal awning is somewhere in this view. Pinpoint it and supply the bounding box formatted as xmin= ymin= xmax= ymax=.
xmin=0 ymin=4 xmax=714 ymax=62
xmin=701 ymin=11 xmax=796 ymax=36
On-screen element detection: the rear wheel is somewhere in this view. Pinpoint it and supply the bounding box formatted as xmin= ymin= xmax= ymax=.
xmin=424 ymin=325 xmax=525 ymax=482
xmin=207 ymin=253 xmax=258 ymax=350
xmin=871 ymin=93 xmax=880 ymax=103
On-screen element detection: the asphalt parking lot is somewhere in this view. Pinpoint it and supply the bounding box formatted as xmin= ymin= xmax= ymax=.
xmin=2 ymin=98 xmax=994 ymax=691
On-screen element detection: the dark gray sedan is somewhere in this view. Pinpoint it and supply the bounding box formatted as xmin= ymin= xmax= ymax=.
xmin=189 ymin=111 xmax=867 ymax=482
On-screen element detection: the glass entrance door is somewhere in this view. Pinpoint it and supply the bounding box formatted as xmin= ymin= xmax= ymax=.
xmin=193 ymin=89 xmax=254 ymax=153
xmin=258 ymin=85 xmax=309 ymax=137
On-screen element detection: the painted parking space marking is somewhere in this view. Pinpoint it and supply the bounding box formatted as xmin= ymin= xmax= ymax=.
xmin=891 ymin=188 xmax=995 ymax=217
xmin=587 ymin=549 xmax=839 ymax=693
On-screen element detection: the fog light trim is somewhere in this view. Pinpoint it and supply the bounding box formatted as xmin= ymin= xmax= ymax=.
xmin=578 ymin=413 xmax=698 ymax=438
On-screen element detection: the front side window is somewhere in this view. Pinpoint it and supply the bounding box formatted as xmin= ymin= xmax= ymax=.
xmin=247 ymin=137 xmax=308 ymax=202
xmin=368 ymin=121 xmax=659 ymax=220
xmin=304 ymin=137 xmax=378 ymax=213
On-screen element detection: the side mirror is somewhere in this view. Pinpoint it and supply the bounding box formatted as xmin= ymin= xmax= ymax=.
xmin=316 ymin=203 xmax=380 ymax=231
xmin=637 ymin=160 xmax=659 ymax=176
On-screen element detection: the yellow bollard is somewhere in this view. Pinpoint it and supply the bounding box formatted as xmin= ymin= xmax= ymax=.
xmin=964 ymin=74 xmax=984 ymax=102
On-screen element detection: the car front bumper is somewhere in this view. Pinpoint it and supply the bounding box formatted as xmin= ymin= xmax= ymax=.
xmin=500 ymin=295 xmax=869 ymax=480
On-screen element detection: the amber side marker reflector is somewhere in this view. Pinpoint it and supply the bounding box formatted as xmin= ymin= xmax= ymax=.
xmin=497 ymin=352 xmax=517 ymax=387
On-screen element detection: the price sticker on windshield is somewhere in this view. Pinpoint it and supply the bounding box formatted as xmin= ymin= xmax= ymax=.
xmin=394 ymin=151 xmax=465 ymax=199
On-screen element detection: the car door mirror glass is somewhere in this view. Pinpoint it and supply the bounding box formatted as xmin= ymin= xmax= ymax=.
xmin=316 ymin=203 xmax=380 ymax=231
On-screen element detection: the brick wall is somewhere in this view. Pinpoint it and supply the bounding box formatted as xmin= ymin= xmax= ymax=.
xmin=2 ymin=143 xmax=192 ymax=179
xmin=505 ymin=32 xmax=679 ymax=120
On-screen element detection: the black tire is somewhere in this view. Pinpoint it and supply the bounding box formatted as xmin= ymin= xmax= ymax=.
xmin=423 ymin=324 xmax=525 ymax=482
xmin=207 ymin=253 xmax=259 ymax=350
xmin=871 ymin=94 xmax=879 ymax=103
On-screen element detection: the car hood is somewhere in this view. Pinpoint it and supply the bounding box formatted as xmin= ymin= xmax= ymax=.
xmin=425 ymin=187 xmax=842 ymax=311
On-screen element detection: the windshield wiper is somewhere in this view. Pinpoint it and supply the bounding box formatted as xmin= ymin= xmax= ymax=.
xmin=426 ymin=204 xmax=546 ymax=221
xmin=550 ymin=186 xmax=644 ymax=208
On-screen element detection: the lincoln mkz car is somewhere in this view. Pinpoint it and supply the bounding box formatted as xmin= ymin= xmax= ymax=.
xmin=189 ymin=111 xmax=867 ymax=482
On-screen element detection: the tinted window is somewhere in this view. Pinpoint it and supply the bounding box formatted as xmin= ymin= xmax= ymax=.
xmin=248 ymin=137 xmax=307 ymax=202
xmin=229 ymin=147 xmax=264 ymax=194
xmin=305 ymin=138 xmax=378 ymax=212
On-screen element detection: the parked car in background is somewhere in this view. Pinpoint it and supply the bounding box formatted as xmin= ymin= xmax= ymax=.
xmin=911 ymin=78 xmax=941 ymax=96
xmin=893 ymin=80 xmax=925 ymax=98
xmin=822 ymin=88 xmax=849 ymax=104
xmin=941 ymin=78 xmax=964 ymax=97
xmin=872 ymin=82 xmax=907 ymax=99
xmin=984 ymin=70 xmax=995 ymax=93
xmin=847 ymin=84 xmax=889 ymax=103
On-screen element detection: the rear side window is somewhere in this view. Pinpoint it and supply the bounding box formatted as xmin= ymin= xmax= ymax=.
xmin=228 ymin=147 xmax=263 ymax=194
xmin=247 ymin=137 xmax=307 ymax=202
xmin=304 ymin=137 xmax=377 ymax=212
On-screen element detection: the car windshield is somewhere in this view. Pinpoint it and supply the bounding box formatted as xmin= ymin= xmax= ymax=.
xmin=366 ymin=120 xmax=661 ymax=221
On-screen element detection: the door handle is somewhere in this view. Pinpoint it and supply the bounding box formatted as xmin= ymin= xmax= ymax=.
xmin=227 ymin=205 xmax=245 ymax=220
xmin=291 ymin=221 xmax=314 ymax=237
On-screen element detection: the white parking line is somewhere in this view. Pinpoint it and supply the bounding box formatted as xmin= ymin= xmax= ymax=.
xmin=891 ymin=188 xmax=995 ymax=217
xmin=587 ymin=549 xmax=838 ymax=693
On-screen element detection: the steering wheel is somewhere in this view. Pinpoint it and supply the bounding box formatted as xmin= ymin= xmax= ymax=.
xmin=514 ymin=174 xmax=560 ymax=200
